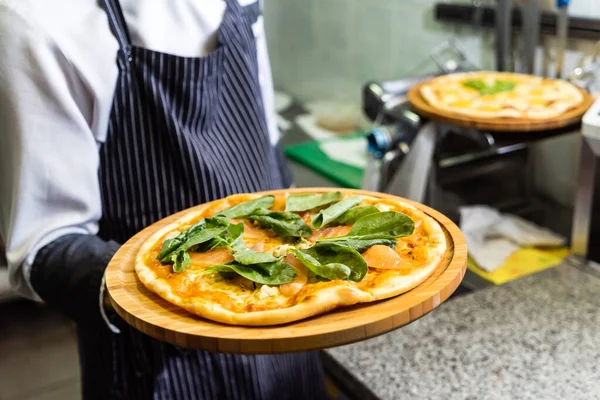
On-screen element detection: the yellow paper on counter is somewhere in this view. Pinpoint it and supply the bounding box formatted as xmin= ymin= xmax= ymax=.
xmin=467 ymin=247 xmax=570 ymax=285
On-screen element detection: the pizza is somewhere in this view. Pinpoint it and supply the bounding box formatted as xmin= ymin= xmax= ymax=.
xmin=420 ymin=71 xmax=584 ymax=119
xmin=135 ymin=191 xmax=447 ymax=326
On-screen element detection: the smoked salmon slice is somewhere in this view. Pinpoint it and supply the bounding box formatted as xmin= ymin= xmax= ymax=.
xmin=239 ymin=221 xmax=269 ymax=239
xmin=279 ymin=254 xmax=309 ymax=296
xmin=361 ymin=245 xmax=411 ymax=270
xmin=309 ymin=225 xmax=352 ymax=241
xmin=189 ymin=248 xmax=234 ymax=268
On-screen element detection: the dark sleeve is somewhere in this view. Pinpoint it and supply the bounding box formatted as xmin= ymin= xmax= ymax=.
xmin=30 ymin=234 xmax=121 ymax=325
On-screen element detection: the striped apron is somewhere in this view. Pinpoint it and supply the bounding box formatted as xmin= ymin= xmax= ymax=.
xmin=77 ymin=0 xmax=326 ymax=398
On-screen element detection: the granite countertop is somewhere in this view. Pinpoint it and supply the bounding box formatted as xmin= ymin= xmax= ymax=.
xmin=278 ymin=102 xmax=600 ymax=397
xmin=326 ymin=261 xmax=600 ymax=400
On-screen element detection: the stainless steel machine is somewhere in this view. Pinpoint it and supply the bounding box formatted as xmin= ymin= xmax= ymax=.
xmin=572 ymin=99 xmax=600 ymax=265
xmin=360 ymin=37 xmax=536 ymax=222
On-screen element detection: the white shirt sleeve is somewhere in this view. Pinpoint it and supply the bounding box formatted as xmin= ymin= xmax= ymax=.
xmin=0 ymin=8 xmax=102 ymax=301
xmin=252 ymin=7 xmax=281 ymax=146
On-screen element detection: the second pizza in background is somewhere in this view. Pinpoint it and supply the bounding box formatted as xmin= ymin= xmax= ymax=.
xmin=420 ymin=71 xmax=584 ymax=120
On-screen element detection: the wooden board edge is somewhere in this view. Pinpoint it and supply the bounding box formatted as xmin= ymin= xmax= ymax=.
xmin=407 ymin=80 xmax=593 ymax=132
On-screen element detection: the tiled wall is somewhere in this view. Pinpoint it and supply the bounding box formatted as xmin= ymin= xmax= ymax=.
xmin=263 ymin=0 xmax=491 ymax=105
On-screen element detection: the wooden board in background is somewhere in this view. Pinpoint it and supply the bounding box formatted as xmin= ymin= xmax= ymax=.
xmin=105 ymin=188 xmax=467 ymax=354
xmin=407 ymin=81 xmax=594 ymax=132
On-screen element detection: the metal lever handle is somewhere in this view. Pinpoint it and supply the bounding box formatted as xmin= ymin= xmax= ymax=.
xmin=555 ymin=0 xmax=570 ymax=78
xmin=362 ymin=126 xmax=410 ymax=192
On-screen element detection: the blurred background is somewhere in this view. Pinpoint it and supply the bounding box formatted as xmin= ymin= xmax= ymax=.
xmin=2 ymin=0 xmax=600 ymax=399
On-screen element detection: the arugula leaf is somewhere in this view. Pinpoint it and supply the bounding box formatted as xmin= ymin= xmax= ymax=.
xmin=462 ymin=79 xmax=487 ymax=91
xmin=493 ymin=79 xmax=516 ymax=93
xmin=172 ymin=251 xmax=192 ymax=273
xmin=157 ymin=237 xmax=184 ymax=263
xmin=174 ymin=216 xmax=230 ymax=251
xmin=204 ymin=238 xmax=294 ymax=285
xmin=293 ymin=243 xmax=368 ymax=282
xmin=333 ymin=205 xmax=380 ymax=225
xmin=205 ymin=261 xmax=297 ymax=285
xmin=463 ymin=79 xmax=516 ymax=95
xmin=217 ymin=195 xmax=275 ymax=219
xmin=311 ymin=196 xmax=364 ymax=229
xmin=197 ymin=222 xmax=244 ymax=252
xmin=293 ymin=250 xmax=350 ymax=281
xmin=233 ymin=247 xmax=281 ymax=265
xmin=347 ymin=211 xmax=414 ymax=237
xmin=157 ymin=216 xmax=230 ymax=266
xmin=318 ymin=237 xmax=397 ymax=253
xmin=246 ymin=208 xmax=312 ymax=238
xmin=285 ymin=192 xmax=343 ymax=212
xmin=318 ymin=211 xmax=414 ymax=252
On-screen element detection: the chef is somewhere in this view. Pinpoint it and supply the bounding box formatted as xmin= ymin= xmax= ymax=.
xmin=0 ymin=0 xmax=328 ymax=399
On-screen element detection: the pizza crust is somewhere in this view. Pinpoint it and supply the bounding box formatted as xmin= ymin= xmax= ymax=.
xmin=134 ymin=193 xmax=447 ymax=326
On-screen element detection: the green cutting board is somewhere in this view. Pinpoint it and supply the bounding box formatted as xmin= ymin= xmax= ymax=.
xmin=284 ymin=135 xmax=365 ymax=189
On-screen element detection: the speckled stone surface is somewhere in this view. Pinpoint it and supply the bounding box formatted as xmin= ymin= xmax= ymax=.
xmin=327 ymin=262 xmax=600 ymax=400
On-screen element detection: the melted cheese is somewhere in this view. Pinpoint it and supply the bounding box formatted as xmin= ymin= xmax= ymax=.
xmin=256 ymin=285 xmax=279 ymax=299
xmin=165 ymin=230 xmax=181 ymax=240
xmin=375 ymin=203 xmax=393 ymax=212
xmin=271 ymin=244 xmax=293 ymax=257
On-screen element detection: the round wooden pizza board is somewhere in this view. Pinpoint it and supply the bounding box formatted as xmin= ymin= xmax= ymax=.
xmin=105 ymin=188 xmax=467 ymax=354
xmin=407 ymin=80 xmax=594 ymax=132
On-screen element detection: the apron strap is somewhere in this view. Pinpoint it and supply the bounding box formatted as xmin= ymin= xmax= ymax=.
xmin=99 ymin=0 xmax=132 ymax=52
xmin=243 ymin=1 xmax=261 ymax=25
xmin=224 ymin=0 xmax=241 ymax=9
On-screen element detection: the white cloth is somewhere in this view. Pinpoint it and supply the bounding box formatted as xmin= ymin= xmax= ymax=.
xmin=459 ymin=205 xmax=566 ymax=272
xmin=319 ymin=138 xmax=368 ymax=169
xmin=0 ymin=0 xmax=279 ymax=301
